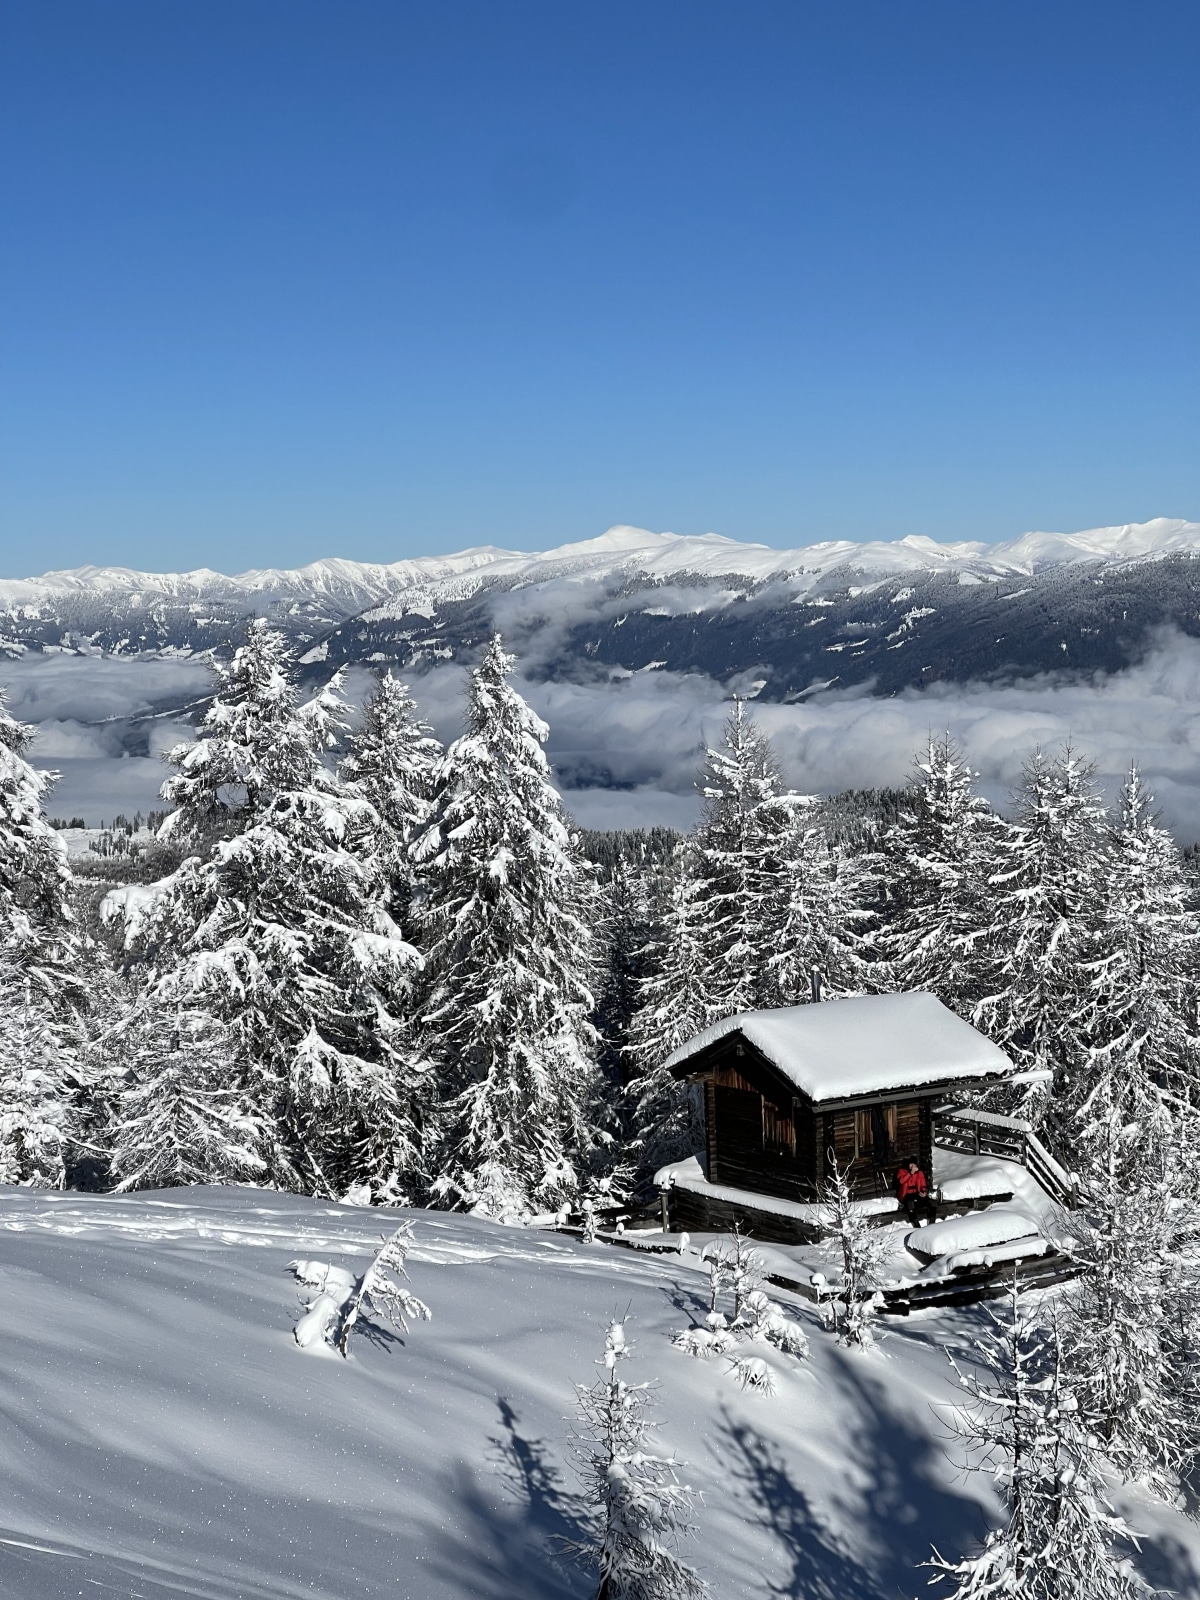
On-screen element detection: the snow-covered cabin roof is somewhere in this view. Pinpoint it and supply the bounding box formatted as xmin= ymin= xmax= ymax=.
xmin=664 ymin=992 xmax=1013 ymax=1104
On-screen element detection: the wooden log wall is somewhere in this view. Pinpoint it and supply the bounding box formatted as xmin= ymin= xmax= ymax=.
xmin=693 ymin=1040 xmax=937 ymax=1204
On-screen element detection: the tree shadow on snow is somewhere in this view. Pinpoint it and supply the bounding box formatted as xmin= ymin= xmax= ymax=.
xmin=1124 ymin=1527 xmax=1200 ymax=1596
xmin=425 ymin=1397 xmax=592 ymax=1600
xmin=656 ymin=1277 xmax=712 ymax=1325
xmin=833 ymin=1355 xmax=990 ymax=1580
xmin=719 ymin=1408 xmax=882 ymax=1600
xmin=352 ymin=1316 xmax=405 ymax=1353
xmin=718 ymin=1352 xmax=988 ymax=1600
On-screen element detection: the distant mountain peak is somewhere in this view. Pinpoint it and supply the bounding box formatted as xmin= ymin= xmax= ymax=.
xmin=1 ymin=517 xmax=1196 ymax=617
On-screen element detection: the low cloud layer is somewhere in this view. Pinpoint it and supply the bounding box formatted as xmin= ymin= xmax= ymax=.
xmin=14 ymin=631 xmax=1200 ymax=841
xmin=413 ymin=626 xmax=1200 ymax=841
xmin=0 ymin=653 xmax=214 ymax=726
xmin=0 ymin=654 xmax=215 ymax=824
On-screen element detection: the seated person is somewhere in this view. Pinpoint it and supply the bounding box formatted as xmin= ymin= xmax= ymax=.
xmin=896 ymin=1159 xmax=936 ymax=1226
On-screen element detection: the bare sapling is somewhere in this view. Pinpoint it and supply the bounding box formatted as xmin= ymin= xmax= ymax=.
xmin=336 ymin=1220 xmax=431 ymax=1356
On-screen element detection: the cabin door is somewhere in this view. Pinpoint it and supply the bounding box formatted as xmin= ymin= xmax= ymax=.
xmin=713 ymin=1085 xmax=763 ymax=1154
xmin=854 ymin=1103 xmax=897 ymax=1165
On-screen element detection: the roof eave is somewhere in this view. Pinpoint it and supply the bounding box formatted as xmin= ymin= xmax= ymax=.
xmin=807 ymin=1070 xmax=1013 ymax=1112
xmin=668 ymin=1049 xmax=1014 ymax=1107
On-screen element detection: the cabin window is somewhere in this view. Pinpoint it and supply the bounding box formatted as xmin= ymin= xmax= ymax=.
xmin=854 ymin=1103 xmax=897 ymax=1161
xmin=762 ymin=1099 xmax=795 ymax=1157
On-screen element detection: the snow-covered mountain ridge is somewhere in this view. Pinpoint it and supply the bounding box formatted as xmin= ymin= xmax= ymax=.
xmin=2 ymin=516 xmax=1197 ymax=610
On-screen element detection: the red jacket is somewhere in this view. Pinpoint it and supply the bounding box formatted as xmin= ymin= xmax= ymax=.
xmin=897 ymin=1166 xmax=927 ymax=1201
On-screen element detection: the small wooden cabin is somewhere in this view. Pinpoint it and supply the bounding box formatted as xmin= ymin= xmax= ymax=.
xmin=665 ymin=991 xmax=1014 ymax=1201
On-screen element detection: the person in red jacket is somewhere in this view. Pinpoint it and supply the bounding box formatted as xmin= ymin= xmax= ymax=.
xmin=896 ymin=1160 xmax=936 ymax=1226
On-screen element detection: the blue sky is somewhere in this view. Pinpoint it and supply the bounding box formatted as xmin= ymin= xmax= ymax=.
xmin=1 ymin=0 xmax=1196 ymax=576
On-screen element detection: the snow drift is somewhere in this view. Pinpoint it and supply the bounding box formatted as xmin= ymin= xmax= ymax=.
xmin=0 ymin=1185 xmax=1197 ymax=1599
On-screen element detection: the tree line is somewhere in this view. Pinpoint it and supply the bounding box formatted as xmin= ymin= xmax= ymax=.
xmin=0 ymin=620 xmax=1197 ymax=1216
xmin=3 ymin=621 xmax=1200 ymax=1588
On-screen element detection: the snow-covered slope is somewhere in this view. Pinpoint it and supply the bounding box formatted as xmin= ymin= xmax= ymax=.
xmin=2 ymin=518 xmax=1197 ymax=613
xmin=0 ymin=1186 xmax=1195 ymax=1599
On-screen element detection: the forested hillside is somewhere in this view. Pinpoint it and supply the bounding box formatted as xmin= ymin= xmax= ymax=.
xmin=3 ymin=623 xmax=1200 ymax=1594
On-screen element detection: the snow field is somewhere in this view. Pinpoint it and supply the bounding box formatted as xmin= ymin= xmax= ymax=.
xmin=1 ymin=1187 xmax=1198 ymax=1600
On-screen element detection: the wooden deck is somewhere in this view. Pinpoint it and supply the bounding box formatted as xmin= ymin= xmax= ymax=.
xmin=663 ymin=1169 xmax=1013 ymax=1245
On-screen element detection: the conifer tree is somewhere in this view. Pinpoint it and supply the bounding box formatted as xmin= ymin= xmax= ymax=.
xmin=158 ymin=621 xmax=336 ymax=845
xmin=412 ymin=636 xmax=600 ymax=1219
xmin=767 ymin=807 xmax=874 ymax=1004
xmin=0 ymin=686 xmax=111 ymax=1183
xmin=1063 ymin=1064 xmax=1199 ymax=1499
xmin=878 ymin=735 xmax=1004 ymax=1011
xmin=623 ymin=843 xmax=710 ymax=1186
xmin=0 ymin=686 xmax=86 ymax=1051
xmin=0 ymin=959 xmax=69 ymax=1186
xmin=592 ymin=859 xmax=655 ymax=1086
xmin=110 ymin=1006 xmax=266 ymax=1191
xmin=691 ymin=702 xmax=793 ymax=1015
xmin=1083 ymin=765 xmax=1199 ymax=1125
xmin=975 ymin=745 xmax=1111 ymax=1123
xmin=929 ymin=1290 xmax=1142 ymax=1600
xmin=816 ymin=1158 xmax=889 ymax=1348
xmin=333 ymin=1220 xmax=432 ymax=1357
xmin=566 ymin=1319 xmax=707 ymax=1600
xmin=340 ymin=671 xmax=441 ymax=932
xmin=128 ymin=624 xmax=427 ymax=1200
xmin=289 ymin=1221 xmax=432 ymax=1355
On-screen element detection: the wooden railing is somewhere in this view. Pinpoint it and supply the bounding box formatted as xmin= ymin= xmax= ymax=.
xmin=933 ymin=1104 xmax=1081 ymax=1209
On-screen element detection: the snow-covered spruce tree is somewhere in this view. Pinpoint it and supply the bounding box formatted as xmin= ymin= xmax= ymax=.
xmin=673 ymin=1242 xmax=738 ymax=1359
xmin=157 ymin=620 xmax=318 ymax=849
xmin=289 ymin=1219 xmax=431 ymax=1355
xmin=929 ymin=1289 xmax=1142 ymax=1600
xmin=109 ymin=1005 xmax=266 ymax=1191
xmin=65 ymin=945 xmax=132 ymax=1190
xmin=817 ymin=1158 xmax=890 ymax=1348
xmin=622 ymin=842 xmax=711 ymax=1189
xmin=339 ymin=671 xmax=441 ymax=934
xmin=1054 ymin=768 xmax=1200 ymax=1499
xmin=734 ymin=1289 xmax=810 ymax=1358
xmin=974 ymin=745 xmax=1111 ymax=1124
xmin=565 ymin=1319 xmax=706 ymax=1600
xmin=690 ymin=702 xmax=794 ymax=1016
xmin=1061 ymin=1071 xmax=1198 ymax=1499
xmin=675 ymin=1228 xmax=807 ymax=1362
xmin=0 ymin=959 xmax=69 ymax=1186
xmin=1083 ymin=765 xmax=1200 ymax=1133
xmin=722 ymin=1220 xmax=763 ymax=1323
xmin=767 ymin=803 xmax=876 ymax=1004
xmin=128 ymin=623 xmax=428 ymax=1200
xmin=411 ymin=636 xmax=600 ymax=1219
xmin=877 ymin=734 xmax=1005 ymax=1012
xmin=0 ymin=685 xmax=91 ymax=1135
xmin=593 ymin=858 xmax=656 ymax=1086
xmin=0 ymin=687 xmax=76 ymax=980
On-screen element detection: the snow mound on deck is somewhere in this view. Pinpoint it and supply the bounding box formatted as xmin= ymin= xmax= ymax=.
xmin=664 ymin=991 xmax=1014 ymax=1102
xmin=908 ymin=1203 xmax=1042 ymax=1260
xmin=938 ymin=1157 xmax=1018 ymax=1203
xmin=936 ymin=1235 xmax=1052 ymax=1275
